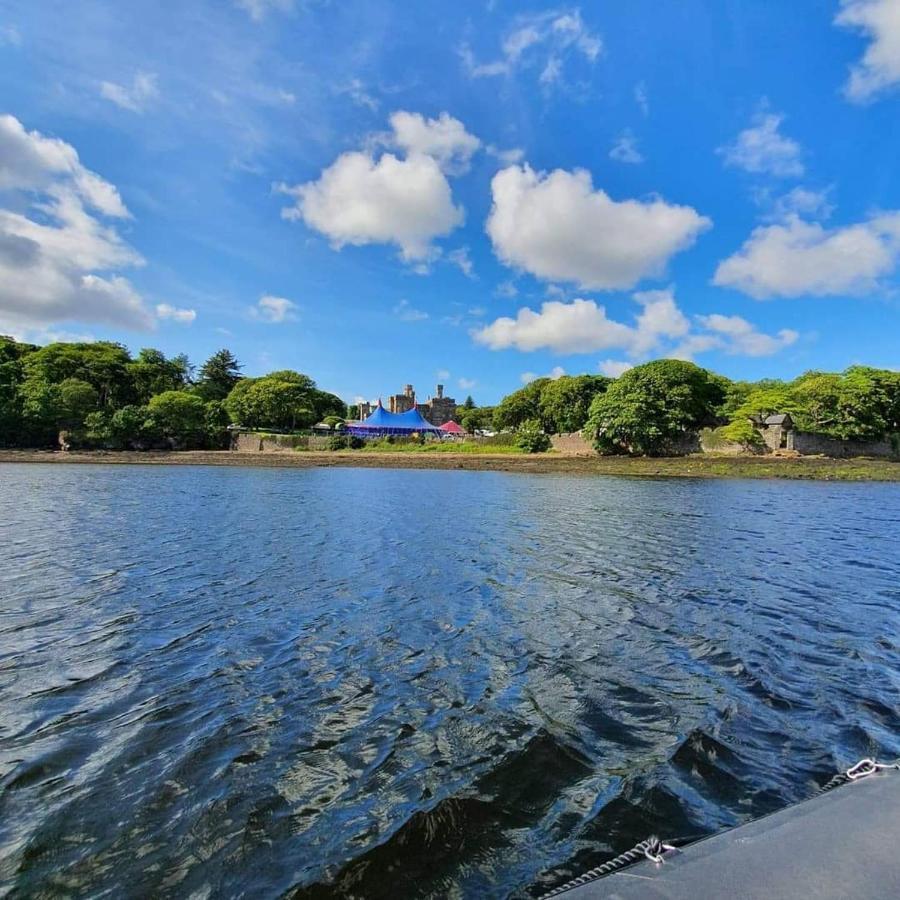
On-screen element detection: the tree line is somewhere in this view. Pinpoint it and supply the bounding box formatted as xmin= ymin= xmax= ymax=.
xmin=2 ymin=336 xmax=898 ymax=456
xmin=455 ymin=360 xmax=900 ymax=456
xmin=0 ymin=337 xmax=346 ymax=450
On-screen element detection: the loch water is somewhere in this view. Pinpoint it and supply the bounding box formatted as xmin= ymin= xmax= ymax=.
xmin=1 ymin=463 xmax=899 ymax=898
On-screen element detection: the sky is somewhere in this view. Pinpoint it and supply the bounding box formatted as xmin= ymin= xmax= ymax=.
xmin=1 ymin=0 xmax=900 ymax=405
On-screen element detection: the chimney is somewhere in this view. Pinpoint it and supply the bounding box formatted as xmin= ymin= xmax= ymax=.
xmin=436 ymin=384 xmax=444 ymax=399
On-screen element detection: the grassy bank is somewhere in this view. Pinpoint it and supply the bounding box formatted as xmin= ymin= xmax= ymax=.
xmin=1 ymin=449 xmax=899 ymax=480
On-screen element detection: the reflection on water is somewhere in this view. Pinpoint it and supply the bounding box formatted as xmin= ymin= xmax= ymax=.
xmin=1 ymin=464 xmax=898 ymax=898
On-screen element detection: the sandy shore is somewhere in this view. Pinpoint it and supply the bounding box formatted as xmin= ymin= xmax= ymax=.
xmin=1 ymin=449 xmax=899 ymax=480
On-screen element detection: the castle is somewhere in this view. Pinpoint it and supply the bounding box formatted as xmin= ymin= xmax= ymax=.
xmin=359 ymin=384 xmax=457 ymax=426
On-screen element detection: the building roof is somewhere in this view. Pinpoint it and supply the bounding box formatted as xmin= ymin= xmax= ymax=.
xmin=439 ymin=420 xmax=465 ymax=434
xmin=764 ymin=413 xmax=793 ymax=426
xmin=346 ymin=400 xmax=441 ymax=434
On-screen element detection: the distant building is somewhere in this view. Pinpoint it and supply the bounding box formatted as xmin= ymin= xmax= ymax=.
xmin=389 ymin=384 xmax=417 ymax=414
xmin=382 ymin=383 xmax=457 ymax=425
xmin=419 ymin=384 xmax=457 ymax=426
xmin=357 ymin=401 xmax=374 ymax=420
xmin=752 ymin=413 xmax=795 ymax=451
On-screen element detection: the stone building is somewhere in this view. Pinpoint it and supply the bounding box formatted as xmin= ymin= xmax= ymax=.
xmin=385 ymin=383 xmax=457 ymax=425
xmin=754 ymin=413 xmax=795 ymax=451
xmin=419 ymin=384 xmax=457 ymax=426
xmin=389 ymin=384 xmax=417 ymax=414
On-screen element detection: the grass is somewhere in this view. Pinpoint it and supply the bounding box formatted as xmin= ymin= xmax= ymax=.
xmin=356 ymin=440 xmax=524 ymax=454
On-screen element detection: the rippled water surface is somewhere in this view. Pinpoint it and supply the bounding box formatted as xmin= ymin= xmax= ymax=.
xmin=1 ymin=463 xmax=899 ymax=898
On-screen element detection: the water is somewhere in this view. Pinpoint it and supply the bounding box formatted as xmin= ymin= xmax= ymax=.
xmin=1 ymin=463 xmax=898 ymax=898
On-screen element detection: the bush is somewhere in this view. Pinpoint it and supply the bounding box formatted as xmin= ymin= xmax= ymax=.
xmin=327 ymin=434 xmax=349 ymax=450
xmin=515 ymin=419 xmax=551 ymax=453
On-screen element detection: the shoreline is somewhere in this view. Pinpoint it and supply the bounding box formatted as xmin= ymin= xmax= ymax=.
xmin=1 ymin=449 xmax=899 ymax=480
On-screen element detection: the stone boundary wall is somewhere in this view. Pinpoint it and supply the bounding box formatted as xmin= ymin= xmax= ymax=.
xmin=791 ymin=431 xmax=898 ymax=459
xmin=550 ymin=432 xmax=594 ymax=455
xmin=231 ymin=432 xmax=334 ymax=452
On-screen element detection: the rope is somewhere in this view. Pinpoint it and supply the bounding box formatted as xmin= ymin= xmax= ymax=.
xmin=537 ymin=757 xmax=900 ymax=898
xmin=537 ymin=837 xmax=674 ymax=900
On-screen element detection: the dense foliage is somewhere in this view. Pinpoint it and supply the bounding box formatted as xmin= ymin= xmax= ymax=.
xmin=0 ymin=337 xmax=345 ymax=450
xmin=584 ymin=360 xmax=725 ymax=456
xmin=581 ymin=360 xmax=900 ymax=456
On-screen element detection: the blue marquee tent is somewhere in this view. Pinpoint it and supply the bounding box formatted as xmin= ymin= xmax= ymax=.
xmin=347 ymin=401 xmax=443 ymax=437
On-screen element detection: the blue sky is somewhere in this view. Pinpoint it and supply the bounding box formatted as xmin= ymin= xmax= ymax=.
xmin=1 ymin=0 xmax=899 ymax=405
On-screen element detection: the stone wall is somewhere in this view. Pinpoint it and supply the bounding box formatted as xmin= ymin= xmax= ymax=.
xmin=550 ymin=432 xmax=594 ymax=455
xmin=791 ymin=431 xmax=899 ymax=459
xmin=231 ymin=432 xmax=335 ymax=452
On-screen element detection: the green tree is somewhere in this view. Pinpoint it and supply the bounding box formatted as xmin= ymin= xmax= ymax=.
xmin=539 ymin=375 xmax=611 ymax=434
xmin=22 ymin=342 xmax=133 ymax=407
xmin=195 ymin=349 xmax=242 ymax=401
xmin=584 ymin=359 xmax=725 ymax=456
xmin=147 ymin=391 xmax=208 ymax=447
xmin=128 ymin=349 xmax=191 ymax=404
xmin=224 ymin=371 xmax=318 ymax=431
xmin=463 ymin=395 xmax=475 ymax=410
xmin=515 ymin=419 xmax=552 ymax=453
xmin=494 ymin=379 xmax=548 ymax=430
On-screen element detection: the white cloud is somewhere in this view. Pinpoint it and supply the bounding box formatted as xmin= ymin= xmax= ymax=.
xmin=235 ymin=0 xmax=293 ymax=21
xmin=496 ymin=280 xmax=518 ymax=298
xmin=718 ymin=110 xmax=804 ymax=177
xmin=486 ymin=164 xmax=710 ymax=290
xmin=713 ymin=212 xmax=900 ymax=298
xmin=836 ymin=0 xmax=900 ymax=102
xmin=100 ymin=72 xmax=159 ymax=113
xmin=447 ymin=246 xmax=474 ymax=278
xmin=634 ymin=81 xmax=649 ymax=116
xmin=609 ymin=129 xmax=644 ymax=164
xmin=279 ymin=112 xmax=471 ymax=262
xmin=393 ymin=299 xmax=428 ymax=322
xmin=342 ymin=78 xmax=379 ymax=112
xmin=460 ymin=8 xmax=601 ymax=87
xmin=436 ymin=369 xmax=451 ymax=380
xmin=251 ymin=294 xmax=297 ymax=323
xmin=486 ymin=144 xmax=525 ymax=165
xmin=766 ymin=186 xmax=834 ymax=222
xmin=387 ymin=111 xmax=481 ymax=175
xmin=695 ymin=314 xmax=798 ymax=356
xmin=521 ymin=366 xmax=566 ymax=384
xmin=474 ymin=298 xmax=640 ymax=354
xmin=458 ymin=377 xmax=477 ymax=390
xmin=0 ymin=114 xmax=152 ymax=334
xmin=156 ymin=303 xmax=196 ymax=324
xmin=598 ymin=359 xmax=633 ymax=377
xmin=474 ymin=288 xmax=797 ymax=360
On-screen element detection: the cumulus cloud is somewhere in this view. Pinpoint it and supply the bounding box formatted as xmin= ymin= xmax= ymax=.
xmin=495 ymin=280 xmax=518 ymax=298
xmin=0 ymin=114 xmax=152 ymax=334
xmin=460 ymin=8 xmax=601 ymax=87
xmin=713 ymin=212 xmax=900 ymax=298
xmin=521 ymin=366 xmax=566 ymax=384
xmin=718 ymin=110 xmax=804 ymax=178
xmin=251 ymin=294 xmax=297 ymax=323
xmin=473 ymin=288 xmax=797 ymax=360
xmin=458 ymin=377 xmax=477 ymax=390
xmin=156 ymin=303 xmax=196 ymax=324
xmin=609 ymin=130 xmax=644 ymax=164
xmin=486 ymin=145 xmax=525 ymax=165
xmin=387 ymin=111 xmax=481 ymax=175
xmin=279 ymin=111 xmax=473 ymax=262
xmin=100 ymin=72 xmax=159 ymax=113
xmin=235 ymin=0 xmax=293 ymax=21
xmin=486 ymin=164 xmax=710 ymax=290
xmin=836 ymin=0 xmax=900 ymax=102
xmin=765 ymin=186 xmax=834 ymax=222
xmin=694 ymin=314 xmax=798 ymax=356
xmin=598 ymin=359 xmax=634 ymax=377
